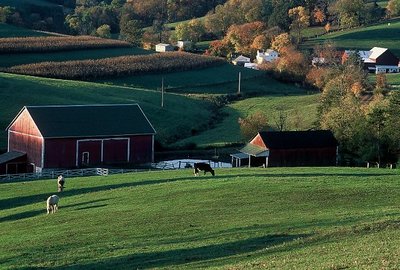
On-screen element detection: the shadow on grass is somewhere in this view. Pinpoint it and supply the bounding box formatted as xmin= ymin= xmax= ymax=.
xmin=21 ymin=233 xmax=310 ymax=269
xmin=0 ymin=199 xmax=110 ymax=223
xmin=0 ymin=170 xmax=395 ymax=211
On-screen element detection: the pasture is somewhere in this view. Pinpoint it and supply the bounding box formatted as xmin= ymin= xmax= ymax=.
xmin=0 ymin=167 xmax=399 ymax=269
xmin=0 ymin=72 xmax=213 ymax=149
xmin=0 ymin=23 xmax=49 ymax=38
xmin=303 ymin=18 xmax=400 ymax=56
xmin=175 ymin=94 xmax=319 ymax=147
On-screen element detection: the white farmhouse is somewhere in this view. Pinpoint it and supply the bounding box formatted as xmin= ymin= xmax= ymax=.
xmin=256 ymin=49 xmax=279 ymax=64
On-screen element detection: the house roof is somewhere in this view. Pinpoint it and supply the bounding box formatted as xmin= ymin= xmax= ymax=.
xmin=0 ymin=151 xmax=26 ymax=165
xmin=369 ymin=47 xmax=388 ymax=60
xmin=8 ymin=104 xmax=156 ymax=138
xmin=258 ymin=130 xmax=338 ymax=149
xmin=233 ymin=55 xmax=250 ymax=62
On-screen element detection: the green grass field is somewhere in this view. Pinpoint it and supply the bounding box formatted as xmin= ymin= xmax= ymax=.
xmin=0 ymin=167 xmax=399 ymax=269
xmin=369 ymin=73 xmax=400 ymax=88
xmin=0 ymin=23 xmax=50 ymax=38
xmin=0 ymin=72 xmax=213 ymax=149
xmin=175 ymin=94 xmax=320 ymax=147
xmin=303 ymin=19 xmax=400 ymax=56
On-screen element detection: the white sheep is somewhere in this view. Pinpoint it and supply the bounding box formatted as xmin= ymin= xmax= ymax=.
xmin=57 ymin=175 xmax=65 ymax=192
xmin=46 ymin=195 xmax=60 ymax=214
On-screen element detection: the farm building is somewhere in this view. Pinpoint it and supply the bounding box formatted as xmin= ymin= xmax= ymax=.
xmin=256 ymin=49 xmax=279 ymax=64
xmin=155 ymin=43 xmax=175 ymax=52
xmin=343 ymin=47 xmax=400 ymax=74
xmin=4 ymin=104 xmax=156 ymax=173
xmin=231 ymin=130 xmax=338 ymax=167
xmin=232 ymin=55 xmax=251 ymax=66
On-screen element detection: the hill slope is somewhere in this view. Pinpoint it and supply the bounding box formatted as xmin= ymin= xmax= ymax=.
xmin=0 ymin=167 xmax=399 ymax=269
xmin=304 ymin=19 xmax=400 ymax=56
xmin=0 ymin=72 xmax=213 ymax=149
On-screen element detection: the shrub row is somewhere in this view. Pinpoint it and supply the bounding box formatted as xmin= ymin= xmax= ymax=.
xmin=8 ymin=52 xmax=226 ymax=80
xmin=0 ymin=36 xmax=132 ymax=54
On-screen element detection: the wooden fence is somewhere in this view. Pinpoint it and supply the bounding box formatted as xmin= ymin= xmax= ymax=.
xmin=0 ymin=168 xmax=141 ymax=182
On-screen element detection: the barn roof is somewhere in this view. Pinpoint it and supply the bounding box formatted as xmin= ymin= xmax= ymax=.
xmin=258 ymin=130 xmax=337 ymax=149
xmin=8 ymin=104 xmax=156 ymax=138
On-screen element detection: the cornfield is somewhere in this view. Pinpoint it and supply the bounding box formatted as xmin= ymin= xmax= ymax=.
xmin=7 ymin=52 xmax=226 ymax=80
xmin=0 ymin=36 xmax=132 ymax=54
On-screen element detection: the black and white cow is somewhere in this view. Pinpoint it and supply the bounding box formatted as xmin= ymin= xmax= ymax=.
xmin=193 ymin=162 xmax=215 ymax=176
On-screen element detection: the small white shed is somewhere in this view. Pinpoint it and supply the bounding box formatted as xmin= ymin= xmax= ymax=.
xmin=156 ymin=43 xmax=174 ymax=52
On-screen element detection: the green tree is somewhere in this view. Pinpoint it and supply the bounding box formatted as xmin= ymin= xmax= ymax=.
xmin=119 ymin=19 xmax=143 ymax=46
xmin=0 ymin=6 xmax=13 ymax=23
xmin=96 ymin=24 xmax=111 ymax=38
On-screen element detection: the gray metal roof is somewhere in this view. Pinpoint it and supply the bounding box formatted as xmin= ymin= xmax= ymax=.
xmin=8 ymin=104 xmax=156 ymax=138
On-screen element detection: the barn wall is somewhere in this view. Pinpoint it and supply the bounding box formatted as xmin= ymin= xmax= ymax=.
xmin=268 ymin=147 xmax=337 ymax=167
xmin=43 ymin=135 xmax=154 ymax=169
xmin=250 ymin=134 xmax=266 ymax=148
xmin=44 ymin=139 xmax=77 ymax=168
xmin=376 ymin=51 xmax=399 ymax=66
xmin=8 ymin=132 xmax=42 ymax=168
xmin=130 ymin=135 xmax=153 ymax=164
xmin=8 ymin=109 xmax=41 ymax=137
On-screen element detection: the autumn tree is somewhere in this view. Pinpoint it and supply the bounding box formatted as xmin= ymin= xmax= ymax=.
xmin=271 ymin=33 xmax=292 ymax=54
xmin=288 ymin=6 xmax=310 ymax=44
xmin=238 ymin=111 xmax=269 ymax=140
xmin=206 ymin=40 xmax=234 ymax=58
xmin=0 ymin=6 xmax=13 ymax=23
xmin=334 ymin=0 xmax=365 ymax=28
xmin=386 ymin=0 xmax=400 ymax=17
xmin=274 ymin=46 xmax=309 ymax=81
xmin=313 ymin=8 xmax=326 ymax=25
xmin=225 ymin=21 xmax=266 ymax=55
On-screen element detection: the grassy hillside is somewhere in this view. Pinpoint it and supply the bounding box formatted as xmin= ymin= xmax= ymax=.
xmin=0 ymin=167 xmax=399 ymax=269
xmin=0 ymin=72 xmax=213 ymax=149
xmin=0 ymin=23 xmax=50 ymax=38
xmin=303 ymin=19 xmax=400 ymax=56
xmin=175 ymin=94 xmax=320 ymax=147
xmin=99 ymin=64 xmax=299 ymax=96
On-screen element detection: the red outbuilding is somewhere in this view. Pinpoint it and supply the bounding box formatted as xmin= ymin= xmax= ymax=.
xmin=231 ymin=130 xmax=338 ymax=167
xmin=4 ymin=104 xmax=156 ymax=172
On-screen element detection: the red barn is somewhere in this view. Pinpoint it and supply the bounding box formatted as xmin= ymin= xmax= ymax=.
xmin=231 ymin=130 xmax=338 ymax=167
xmin=5 ymin=104 xmax=156 ymax=172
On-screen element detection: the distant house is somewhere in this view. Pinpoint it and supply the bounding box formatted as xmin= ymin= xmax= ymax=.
xmin=231 ymin=130 xmax=338 ymax=167
xmin=4 ymin=104 xmax=156 ymax=173
xmin=256 ymin=49 xmax=279 ymax=64
xmin=155 ymin=43 xmax=174 ymax=52
xmin=232 ymin=55 xmax=251 ymax=66
xmin=244 ymin=63 xmax=258 ymax=70
xmin=343 ymin=47 xmax=400 ymax=74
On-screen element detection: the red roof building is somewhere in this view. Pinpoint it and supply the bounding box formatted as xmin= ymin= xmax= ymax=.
xmin=231 ymin=130 xmax=338 ymax=167
xmin=4 ymin=104 xmax=156 ymax=173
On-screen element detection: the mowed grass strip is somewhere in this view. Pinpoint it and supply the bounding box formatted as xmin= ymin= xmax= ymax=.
xmin=7 ymin=52 xmax=226 ymax=80
xmin=0 ymin=72 xmax=213 ymax=149
xmin=0 ymin=167 xmax=399 ymax=269
xmin=0 ymin=35 xmax=131 ymax=54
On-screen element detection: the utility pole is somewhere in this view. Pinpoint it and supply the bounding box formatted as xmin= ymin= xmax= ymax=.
xmin=161 ymin=77 xmax=164 ymax=108
xmin=237 ymin=72 xmax=241 ymax=94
